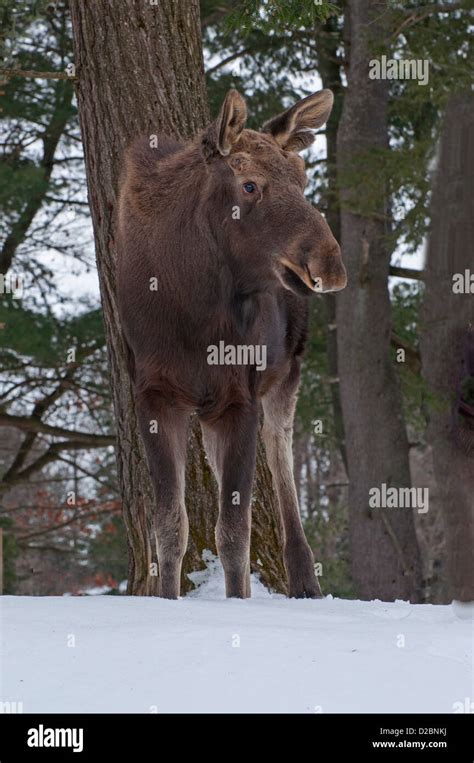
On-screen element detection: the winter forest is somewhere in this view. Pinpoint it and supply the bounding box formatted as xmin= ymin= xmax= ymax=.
xmin=0 ymin=0 xmax=472 ymax=723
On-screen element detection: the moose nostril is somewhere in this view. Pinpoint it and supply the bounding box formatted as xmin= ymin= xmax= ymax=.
xmin=305 ymin=264 xmax=315 ymax=284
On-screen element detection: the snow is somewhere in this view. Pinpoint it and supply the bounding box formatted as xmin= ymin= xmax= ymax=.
xmin=1 ymin=557 xmax=472 ymax=714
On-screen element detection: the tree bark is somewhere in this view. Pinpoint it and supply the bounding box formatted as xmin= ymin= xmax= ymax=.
xmin=420 ymin=93 xmax=474 ymax=602
xmin=69 ymin=0 xmax=286 ymax=595
xmin=336 ymin=0 xmax=422 ymax=601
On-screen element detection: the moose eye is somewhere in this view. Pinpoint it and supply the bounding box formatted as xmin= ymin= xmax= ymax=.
xmin=242 ymin=181 xmax=257 ymax=194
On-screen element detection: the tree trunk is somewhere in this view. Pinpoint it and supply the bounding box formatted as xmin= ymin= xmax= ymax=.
xmin=420 ymin=93 xmax=474 ymax=602
xmin=317 ymin=15 xmax=347 ymax=473
xmin=336 ymin=0 xmax=422 ymax=602
xmin=69 ymin=0 xmax=286 ymax=595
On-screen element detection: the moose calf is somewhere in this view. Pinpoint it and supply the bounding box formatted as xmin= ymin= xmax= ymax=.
xmin=117 ymin=89 xmax=347 ymax=599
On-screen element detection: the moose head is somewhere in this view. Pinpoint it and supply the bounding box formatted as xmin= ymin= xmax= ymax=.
xmin=201 ymin=89 xmax=347 ymax=297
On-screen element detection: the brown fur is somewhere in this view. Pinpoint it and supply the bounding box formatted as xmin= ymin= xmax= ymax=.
xmin=117 ymin=89 xmax=346 ymax=598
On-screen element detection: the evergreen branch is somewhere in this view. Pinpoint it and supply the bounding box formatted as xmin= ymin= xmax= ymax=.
xmin=389 ymin=266 xmax=425 ymax=281
xmin=0 ymin=78 xmax=74 ymax=275
xmin=201 ymin=0 xmax=241 ymax=30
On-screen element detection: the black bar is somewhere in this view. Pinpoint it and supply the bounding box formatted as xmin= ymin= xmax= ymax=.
xmin=0 ymin=713 xmax=471 ymax=760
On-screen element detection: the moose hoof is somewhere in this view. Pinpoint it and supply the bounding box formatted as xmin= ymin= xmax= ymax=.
xmin=286 ymin=545 xmax=323 ymax=599
xmin=288 ymin=572 xmax=322 ymax=599
xmin=224 ymin=569 xmax=251 ymax=599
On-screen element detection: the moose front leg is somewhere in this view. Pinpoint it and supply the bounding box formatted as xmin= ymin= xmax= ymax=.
xmin=202 ymin=405 xmax=258 ymax=598
xmin=136 ymin=394 xmax=190 ymax=599
xmin=262 ymin=364 xmax=322 ymax=598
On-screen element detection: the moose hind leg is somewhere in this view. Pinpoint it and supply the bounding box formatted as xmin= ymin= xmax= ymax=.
xmin=262 ymin=363 xmax=321 ymax=598
xmin=202 ymin=405 xmax=258 ymax=598
xmin=136 ymin=395 xmax=190 ymax=599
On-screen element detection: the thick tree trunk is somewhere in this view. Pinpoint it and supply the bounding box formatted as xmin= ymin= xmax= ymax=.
xmin=420 ymin=94 xmax=474 ymax=602
xmin=69 ymin=0 xmax=286 ymax=595
xmin=336 ymin=0 xmax=422 ymax=601
xmin=317 ymin=15 xmax=347 ymax=473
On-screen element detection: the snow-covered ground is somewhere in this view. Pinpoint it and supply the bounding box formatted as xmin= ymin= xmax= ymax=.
xmin=1 ymin=558 xmax=472 ymax=714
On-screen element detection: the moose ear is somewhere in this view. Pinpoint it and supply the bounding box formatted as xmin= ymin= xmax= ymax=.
xmin=202 ymin=89 xmax=247 ymax=160
xmin=262 ymin=89 xmax=334 ymax=152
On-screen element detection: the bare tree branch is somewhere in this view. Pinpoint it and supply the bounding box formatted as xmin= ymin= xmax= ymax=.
xmin=57 ymin=455 xmax=116 ymax=492
xmin=0 ymin=413 xmax=115 ymax=446
xmin=1 ymin=345 xmax=103 ymax=483
xmin=394 ymin=2 xmax=463 ymax=38
xmin=1 ymin=440 xmax=114 ymax=494
xmin=16 ymin=503 xmax=119 ymax=542
xmin=21 ymin=545 xmax=76 ymax=553
xmin=206 ymin=48 xmax=250 ymax=75
xmin=0 ymin=68 xmax=75 ymax=80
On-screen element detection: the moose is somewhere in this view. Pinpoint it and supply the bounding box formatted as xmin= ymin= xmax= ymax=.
xmin=117 ymin=89 xmax=347 ymax=600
